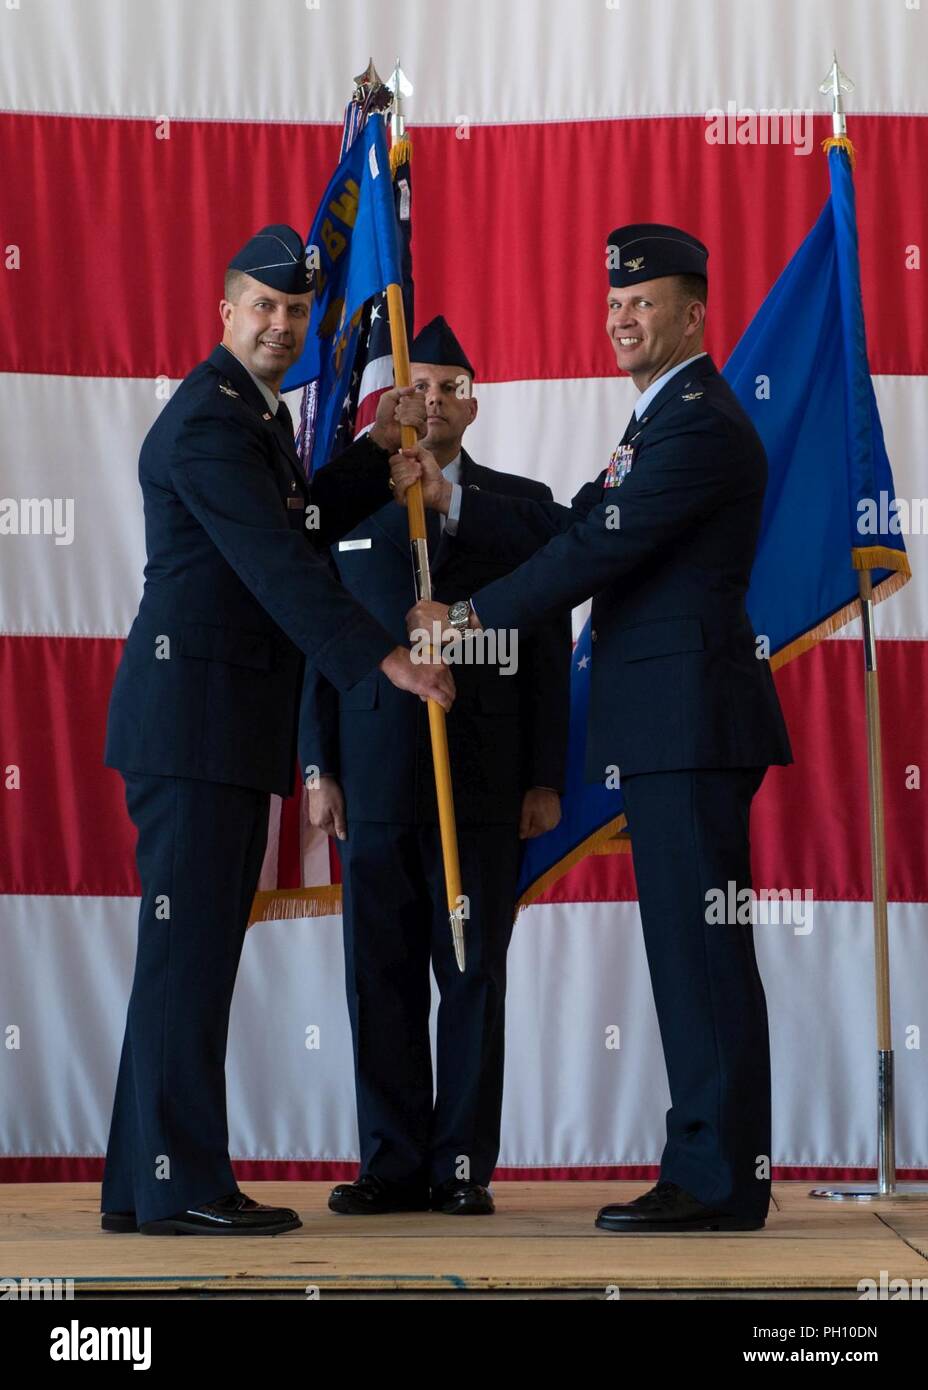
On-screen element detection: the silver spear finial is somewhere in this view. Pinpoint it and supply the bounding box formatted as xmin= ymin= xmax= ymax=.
xmin=819 ymin=52 xmax=854 ymax=137
xmin=386 ymin=58 xmax=413 ymax=143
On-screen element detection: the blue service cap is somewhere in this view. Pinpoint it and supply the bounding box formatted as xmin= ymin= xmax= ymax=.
xmin=409 ymin=315 xmax=475 ymax=378
xmin=227 ymin=223 xmax=313 ymax=293
xmin=607 ymin=223 xmax=708 ymax=288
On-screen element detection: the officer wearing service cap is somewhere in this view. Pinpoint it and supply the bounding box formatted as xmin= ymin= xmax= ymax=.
xmin=100 ymin=224 xmax=454 ymax=1236
xmin=398 ymin=223 xmax=793 ymax=1234
xmin=301 ymin=316 xmax=570 ymax=1216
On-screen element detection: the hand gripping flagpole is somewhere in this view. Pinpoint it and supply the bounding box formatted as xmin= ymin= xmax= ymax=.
xmin=385 ymin=62 xmax=467 ymax=973
xmin=810 ymin=56 xmax=928 ymax=1201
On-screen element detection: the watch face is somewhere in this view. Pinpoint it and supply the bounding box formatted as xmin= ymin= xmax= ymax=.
xmin=449 ymin=601 xmax=469 ymax=626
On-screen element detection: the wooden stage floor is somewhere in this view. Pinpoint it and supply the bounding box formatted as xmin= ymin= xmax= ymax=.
xmin=3 ymin=1181 xmax=928 ymax=1298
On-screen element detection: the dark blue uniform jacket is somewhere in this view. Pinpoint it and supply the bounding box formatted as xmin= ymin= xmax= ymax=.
xmin=105 ymin=345 xmax=398 ymax=797
xmin=463 ymin=356 xmax=793 ymax=782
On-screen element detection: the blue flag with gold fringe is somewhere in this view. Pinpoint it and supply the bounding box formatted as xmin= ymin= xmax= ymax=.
xmin=517 ymin=140 xmax=910 ymax=905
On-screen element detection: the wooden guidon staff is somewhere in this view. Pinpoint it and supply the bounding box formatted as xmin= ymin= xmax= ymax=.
xmin=385 ymin=282 xmax=466 ymax=972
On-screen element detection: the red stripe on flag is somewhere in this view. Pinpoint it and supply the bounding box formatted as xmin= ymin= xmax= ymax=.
xmin=0 ymin=636 xmax=138 ymax=896
xmin=353 ymin=385 xmax=388 ymax=434
xmin=3 ymin=636 xmax=924 ymax=901
xmin=1 ymin=113 xmax=924 ymax=381
xmin=275 ymin=776 xmax=303 ymax=889
xmin=752 ymin=637 xmax=928 ymax=903
xmin=412 ymin=114 xmax=927 ymax=381
xmin=328 ymin=837 xmax=343 ymax=885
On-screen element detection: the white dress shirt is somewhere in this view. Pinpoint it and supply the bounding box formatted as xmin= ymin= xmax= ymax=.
xmin=443 ymin=453 xmax=463 ymax=535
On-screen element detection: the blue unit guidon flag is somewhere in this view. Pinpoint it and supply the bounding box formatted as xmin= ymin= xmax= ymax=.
xmin=282 ymin=113 xmax=403 ymax=476
xmin=331 ymin=130 xmax=414 ymax=455
xmin=517 ymin=139 xmax=911 ymax=907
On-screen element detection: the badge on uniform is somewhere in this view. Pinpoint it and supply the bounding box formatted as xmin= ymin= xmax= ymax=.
xmin=604 ymin=442 xmax=635 ymax=489
xmin=218 ymin=382 xmax=240 ymax=399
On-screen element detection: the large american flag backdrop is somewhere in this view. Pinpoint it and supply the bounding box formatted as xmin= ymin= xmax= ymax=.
xmin=1 ymin=0 xmax=926 ymax=1182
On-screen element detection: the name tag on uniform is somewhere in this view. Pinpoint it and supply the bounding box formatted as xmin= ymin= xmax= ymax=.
xmin=286 ymin=497 xmax=304 ymax=509
xmin=338 ymin=538 xmax=372 ymax=551
xmin=604 ymin=443 xmax=635 ymax=489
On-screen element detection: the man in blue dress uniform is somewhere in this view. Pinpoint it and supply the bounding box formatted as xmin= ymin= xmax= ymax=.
xmin=101 ymin=225 xmax=454 ymax=1236
xmin=301 ymin=317 xmax=571 ymax=1215
xmin=397 ymin=226 xmax=793 ymax=1232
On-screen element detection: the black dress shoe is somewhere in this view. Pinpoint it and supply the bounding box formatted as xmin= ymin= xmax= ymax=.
xmin=101 ymin=1211 xmax=138 ymax=1233
xmin=138 ymin=1191 xmax=301 ymax=1236
xmin=328 ymin=1174 xmax=430 ymax=1215
xmin=430 ymin=1180 xmax=495 ymax=1215
xmin=595 ymin=1180 xmax=764 ymax=1233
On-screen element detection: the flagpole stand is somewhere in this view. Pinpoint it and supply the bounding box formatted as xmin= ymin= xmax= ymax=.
xmin=810 ymin=569 xmax=928 ymax=1200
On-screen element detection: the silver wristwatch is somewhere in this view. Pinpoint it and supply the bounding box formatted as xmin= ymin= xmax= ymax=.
xmin=447 ymin=599 xmax=472 ymax=633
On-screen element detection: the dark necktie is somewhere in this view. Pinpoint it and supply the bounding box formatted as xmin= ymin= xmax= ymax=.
xmin=620 ymin=407 xmax=639 ymax=444
xmin=275 ymin=400 xmax=302 ymax=460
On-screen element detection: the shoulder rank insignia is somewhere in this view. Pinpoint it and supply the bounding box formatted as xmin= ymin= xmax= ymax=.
xmin=623 ymin=256 xmax=645 ymax=272
xmin=218 ymin=381 xmax=240 ymax=398
xmin=681 ymin=390 xmax=704 ymax=402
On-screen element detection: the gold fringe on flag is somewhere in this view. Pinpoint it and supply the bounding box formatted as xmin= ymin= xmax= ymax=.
xmin=389 ymin=134 xmax=412 ymax=175
xmin=514 ymin=813 xmax=630 ymax=915
xmin=821 ymin=134 xmax=857 ymax=168
xmin=248 ymin=884 xmax=343 ymax=926
xmin=770 ymin=548 xmax=910 ymax=671
xmin=592 ymin=831 xmax=633 ymax=854
xmin=852 ymin=544 xmax=909 ymax=574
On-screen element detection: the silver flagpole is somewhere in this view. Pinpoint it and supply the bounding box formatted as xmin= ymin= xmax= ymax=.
xmin=810 ymin=56 xmax=928 ymax=1201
